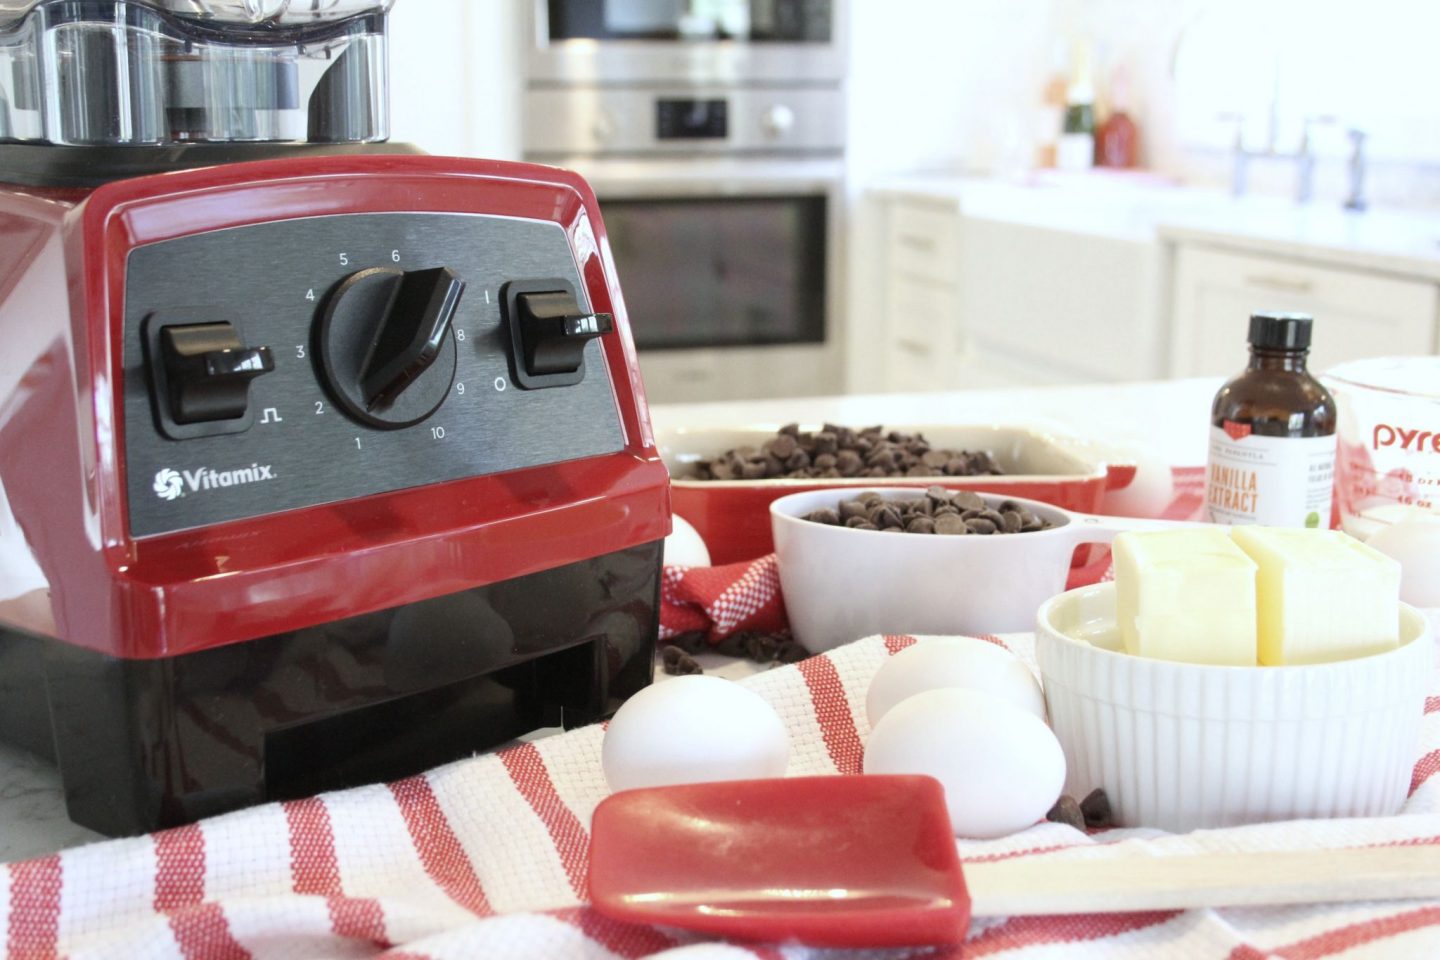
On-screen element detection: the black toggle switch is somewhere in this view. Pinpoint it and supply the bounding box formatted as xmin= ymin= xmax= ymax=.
xmin=503 ymin=279 xmax=613 ymax=389
xmin=160 ymin=322 xmax=275 ymax=424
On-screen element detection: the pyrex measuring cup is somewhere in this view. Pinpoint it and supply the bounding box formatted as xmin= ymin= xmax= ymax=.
xmin=1324 ymin=357 xmax=1440 ymax=540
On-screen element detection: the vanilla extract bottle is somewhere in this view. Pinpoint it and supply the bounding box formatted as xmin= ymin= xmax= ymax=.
xmin=1206 ymin=313 xmax=1337 ymax=528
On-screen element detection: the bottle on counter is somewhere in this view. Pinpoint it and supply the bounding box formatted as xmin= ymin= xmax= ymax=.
xmin=1206 ymin=313 xmax=1337 ymax=528
xmin=1056 ymin=41 xmax=1095 ymax=171
xmin=1035 ymin=41 xmax=1068 ymax=168
xmin=1095 ymin=67 xmax=1139 ymax=168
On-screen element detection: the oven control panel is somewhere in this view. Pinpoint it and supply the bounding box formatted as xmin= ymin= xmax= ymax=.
xmin=121 ymin=212 xmax=624 ymax=538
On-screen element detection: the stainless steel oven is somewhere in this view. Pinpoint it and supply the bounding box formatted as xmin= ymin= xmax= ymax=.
xmin=524 ymin=2 xmax=847 ymax=404
xmin=529 ymin=0 xmax=844 ymax=84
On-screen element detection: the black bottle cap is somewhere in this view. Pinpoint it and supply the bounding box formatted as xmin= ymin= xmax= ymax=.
xmin=1248 ymin=312 xmax=1312 ymax=351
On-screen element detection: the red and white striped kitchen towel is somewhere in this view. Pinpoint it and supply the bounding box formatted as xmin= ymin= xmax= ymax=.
xmin=4 ymin=625 xmax=1437 ymax=960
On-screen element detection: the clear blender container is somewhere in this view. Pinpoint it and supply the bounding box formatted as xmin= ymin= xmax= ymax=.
xmin=0 ymin=0 xmax=394 ymax=145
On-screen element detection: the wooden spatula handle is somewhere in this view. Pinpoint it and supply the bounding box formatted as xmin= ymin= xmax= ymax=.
xmin=967 ymin=846 xmax=1440 ymax=917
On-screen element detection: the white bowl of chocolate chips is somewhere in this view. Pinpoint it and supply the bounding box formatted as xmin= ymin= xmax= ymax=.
xmin=770 ymin=486 xmax=1177 ymax=652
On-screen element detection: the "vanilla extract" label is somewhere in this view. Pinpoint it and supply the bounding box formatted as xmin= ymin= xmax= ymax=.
xmin=1206 ymin=426 xmax=1336 ymax=528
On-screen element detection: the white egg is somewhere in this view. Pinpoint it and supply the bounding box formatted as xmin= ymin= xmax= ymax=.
xmin=1367 ymin=519 xmax=1440 ymax=608
xmin=664 ymin=514 xmax=711 ymax=567
xmin=863 ymin=688 xmax=1065 ymax=839
xmin=866 ymin=637 xmax=1046 ymax=727
xmin=602 ymin=675 xmax=788 ymax=793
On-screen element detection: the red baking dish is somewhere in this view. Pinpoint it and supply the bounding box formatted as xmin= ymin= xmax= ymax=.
xmin=660 ymin=423 xmax=1135 ymax=564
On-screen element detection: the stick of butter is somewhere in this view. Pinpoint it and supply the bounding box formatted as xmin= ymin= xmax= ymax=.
xmin=1229 ymin=527 xmax=1401 ymax=665
xmin=1114 ymin=529 xmax=1259 ymax=665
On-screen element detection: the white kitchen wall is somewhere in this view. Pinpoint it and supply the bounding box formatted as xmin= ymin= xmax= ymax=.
xmin=388 ymin=0 xmax=523 ymax=159
xmin=846 ymin=0 xmax=1440 ymax=210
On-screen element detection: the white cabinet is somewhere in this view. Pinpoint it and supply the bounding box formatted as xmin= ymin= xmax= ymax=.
xmin=956 ymin=216 xmax=1164 ymax=384
xmin=636 ymin=344 xmax=840 ymax=405
xmin=1170 ymin=246 xmax=1440 ymax=378
xmin=871 ymin=190 xmax=1167 ymax=391
xmin=878 ymin=199 xmax=968 ymax=392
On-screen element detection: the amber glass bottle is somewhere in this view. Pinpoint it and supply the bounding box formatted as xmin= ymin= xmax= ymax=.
xmin=1206 ymin=313 xmax=1337 ymax=528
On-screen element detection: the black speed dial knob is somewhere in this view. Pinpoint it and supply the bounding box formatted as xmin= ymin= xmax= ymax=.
xmin=316 ymin=266 xmax=466 ymax=429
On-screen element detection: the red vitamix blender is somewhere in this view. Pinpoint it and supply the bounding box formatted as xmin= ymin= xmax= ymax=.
xmin=0 ymin=0 xmax=669 ymax=835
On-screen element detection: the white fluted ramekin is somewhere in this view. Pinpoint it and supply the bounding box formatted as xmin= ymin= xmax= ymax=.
xmin=1036 ymin=584 xmax=1434 ymax=833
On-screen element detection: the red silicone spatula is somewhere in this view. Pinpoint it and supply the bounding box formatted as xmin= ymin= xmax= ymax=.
xmin=588 ymin=775 xmax=1440 ymax=948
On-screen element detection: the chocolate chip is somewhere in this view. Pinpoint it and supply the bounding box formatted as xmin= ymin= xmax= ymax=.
xmin=742 ymin=633 xmax=780 ymax=663
xmin=711 ymin=632 xmax=747 ymax=657
xmin=953 ymin=491 xmax=987 ymax=511
xmin=934 ymin=513 xmax=969 ymax=535
xmin=661 ymin=645 xmax=703 ymax=676
xmin=835 ymin=450 xmax=864 ymax=476
xmin=776 ymin=639 xmax=809 ymax=663
xmin=1046 ymin=794 xmax=1085 ymax=831
xmin=866 ymin=449 xmax=897 ymax=471
xmin=873 ymin=505 xmax=903 ymax=529
xmin=768 ymin=433 xmax=798 ymax=459
xmin=801 ymin=492 xmax=1055 ymax=537
xmin=1080 ymin=789 xmax=1114 ymax=829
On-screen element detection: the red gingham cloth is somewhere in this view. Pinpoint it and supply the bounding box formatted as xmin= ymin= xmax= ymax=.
xmin=660 ymin=468 xmax=1209 ymax=642
xmin=6 ymin=466 xmax=1439 ymax=960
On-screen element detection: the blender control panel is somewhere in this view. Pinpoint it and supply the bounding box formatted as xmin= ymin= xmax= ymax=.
xmin=121 ymin=213 xmax=625 ymax=537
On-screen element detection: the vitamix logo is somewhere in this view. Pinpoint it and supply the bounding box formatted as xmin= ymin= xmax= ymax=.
xmin=1373 ymin=424 xmax=1440 ymax=454
xmin=152 ymin=463 xmax=276 ymax=501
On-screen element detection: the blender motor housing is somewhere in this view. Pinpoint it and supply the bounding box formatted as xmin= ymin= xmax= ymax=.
xmin=0 ymin=1 xmax=669 ymax=835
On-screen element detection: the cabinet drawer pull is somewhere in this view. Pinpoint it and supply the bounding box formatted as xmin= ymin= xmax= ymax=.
xmin=895 ymin=337 xmax=932 ymax=355
xmin=1244 ymin=273 xmax=1314 ymax=293
xmin=897 ymin=233 xmax=937 ymax=252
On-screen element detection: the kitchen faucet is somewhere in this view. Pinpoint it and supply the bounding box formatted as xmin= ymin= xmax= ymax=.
xmin=1223 ymin=111 xmax=1332 ymax=204
xmin=1343 ymin=128 xmax=1368 ymax=212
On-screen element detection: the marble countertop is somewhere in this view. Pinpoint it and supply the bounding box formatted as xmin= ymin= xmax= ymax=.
xmin=869 ymin=172 xmax=1440 ymax=280
xmin=0 ymin=378 xmax=1219 ymax=863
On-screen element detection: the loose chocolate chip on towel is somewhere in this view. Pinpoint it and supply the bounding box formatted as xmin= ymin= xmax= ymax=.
xmin=1081 ymin=788 xmax=1114 ymax=828
xmin=1046 ymin=794 xmax=1086 ymax=831
xmin=661 ymin=645 xmax=703 ymax=676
